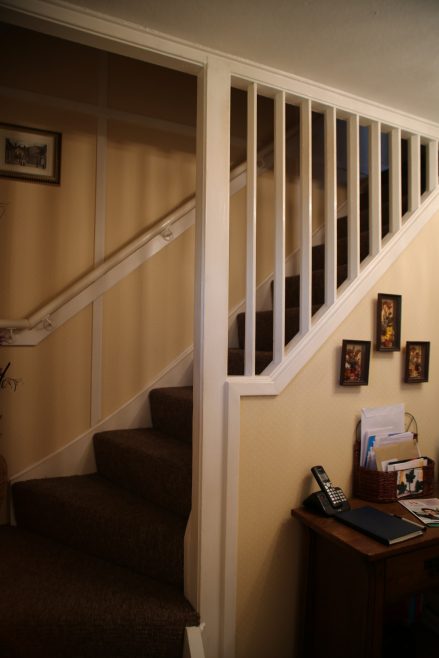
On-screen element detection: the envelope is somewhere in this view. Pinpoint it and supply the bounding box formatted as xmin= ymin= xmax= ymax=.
xmin=374 ymin=438 xmax=420 ymax=471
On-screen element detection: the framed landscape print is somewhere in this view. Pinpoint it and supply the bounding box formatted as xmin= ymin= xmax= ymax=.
xmin=340 ymin=340 xmax=371 ymax=386
xmin=376 ymin=293 xmax=401 ymax=351
xmin=404 ymin=341 xmax=430 ymax=383
xmin=0 ymin=123 xmax=61 ymax=184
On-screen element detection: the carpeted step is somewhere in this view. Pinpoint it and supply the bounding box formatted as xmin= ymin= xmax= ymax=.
xmin=12 ymin=474 xmax=186 ymax=587
xmin=237 ymin=304 xmax=321 ymax=352
xmin=149 ymin=386 xmax=193 ymax=443
xmin=227 ymin=347 xmax=273 ymax=376
xmin=313 ymin=230 xmax=370 ymax=270
xmin=313 ymin=238 xmax=343 ymax=268
xmin=0 ymin=525 xmax=198 ymax=658
xmin=94 ymin=428 xmax=192 ymax=518
xmin=282 ymin=264 xmax=348 ymax=309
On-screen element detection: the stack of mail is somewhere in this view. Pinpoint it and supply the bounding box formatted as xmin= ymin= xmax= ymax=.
xmin=360 ymin=404 xmax=427 ymax=498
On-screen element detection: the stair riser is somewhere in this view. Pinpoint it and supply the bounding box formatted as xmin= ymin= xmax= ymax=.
xmin=94 ymin=429 xmax=192 ymax=517
xmin=150 ymin=387 xmax=193 ymax=443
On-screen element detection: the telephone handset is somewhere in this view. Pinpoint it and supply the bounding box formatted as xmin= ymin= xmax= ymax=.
xmin=303 ymin=465 xmax=350 ymax=516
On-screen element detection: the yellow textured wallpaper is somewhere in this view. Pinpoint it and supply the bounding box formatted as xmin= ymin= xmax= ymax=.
xmin=0 ymin=25 xmax=198 ymax=476
xmin=237 ymin=209 xmax=439 ymax=658
xmin=101 ymin=228 xmax=195 ymax=418
xmin=0 ymin=310 xmax=92 ymax=475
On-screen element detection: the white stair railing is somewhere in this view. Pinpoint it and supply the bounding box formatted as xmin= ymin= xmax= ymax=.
xmin=0 ymin=128 xmax=290 ymax=347
xmin=230 ymin=75 xmax=439 ymax=379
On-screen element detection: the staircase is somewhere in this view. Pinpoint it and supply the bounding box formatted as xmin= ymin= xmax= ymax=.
xmin=0 ymin=388 xmax=199 ymax=658
xmin=228 ymin=171 xmax=391 ymax=375
xmin=0 ymin=171 xmax=393 ymax=657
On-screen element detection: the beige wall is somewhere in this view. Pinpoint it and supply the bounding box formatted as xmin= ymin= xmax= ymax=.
xmin=2 ymin=26 xmax=438 ymax=657
xmin=236 ymin=209 xmax=439 ymax=658
xmin=0 ymin=25 xmax=197 ymax=476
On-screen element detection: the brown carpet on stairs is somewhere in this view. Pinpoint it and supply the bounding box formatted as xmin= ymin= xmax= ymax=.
xmin=0 ymin=386 xmax=199 ymax=657
xmin=0 ymin=526 xmax=198 ymax=658
xmin=0 ymin=167 xmax=400 ymax=655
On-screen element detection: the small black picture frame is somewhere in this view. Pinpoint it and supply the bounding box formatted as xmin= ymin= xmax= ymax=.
xmin=376 ymin=293 xmax=401 ymax=351
xmin=404 ymin=341 xmax=430 ymax=383
xmin=340 ymin=340 xmax=371 ymax=386
xmin=0 ymin=122 xmax=61 ymax=184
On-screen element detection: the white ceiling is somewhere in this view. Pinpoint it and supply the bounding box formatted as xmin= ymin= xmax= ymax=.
xmin=6 ymin=0 xmax=439 ymax=123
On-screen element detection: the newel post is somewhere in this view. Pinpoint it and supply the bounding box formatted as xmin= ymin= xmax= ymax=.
xmin=186 ymin=56 xmax=231 ymax=658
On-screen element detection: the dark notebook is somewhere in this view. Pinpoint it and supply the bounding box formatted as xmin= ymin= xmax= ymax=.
xmin=335 ymin=506 xmax=425 ymax=545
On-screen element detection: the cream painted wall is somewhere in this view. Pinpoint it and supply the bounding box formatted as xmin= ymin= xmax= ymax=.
xmin=0 ymin=24 xmax=198 ymax=476
xmin=101 ymin=228 xmax=195 ymax=418
xmin=236 ymin=209 xmax=439 ymax=658
xmin=0 ymin=311 xmax=93 ymax=475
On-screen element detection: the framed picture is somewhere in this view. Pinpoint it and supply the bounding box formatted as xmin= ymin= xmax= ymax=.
xmin=404 ymin=341 xmax=430 ymax=383
xmin=376 ymin=293 xmax=401 ymax=351
xmin=340 ymin=340 xmax=371 ymax=386
xmin=0 ymin=123 xmax=61 ymax=184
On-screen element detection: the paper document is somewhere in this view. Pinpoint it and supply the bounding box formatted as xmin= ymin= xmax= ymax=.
xmin=374 ymin=434 xmax=419 ymax=471
xmin=360 ymin=404 xmax=405 ymax=467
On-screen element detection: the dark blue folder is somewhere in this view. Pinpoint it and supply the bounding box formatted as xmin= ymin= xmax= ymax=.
xmin=335 ymin=506 xmax=424 ymax=545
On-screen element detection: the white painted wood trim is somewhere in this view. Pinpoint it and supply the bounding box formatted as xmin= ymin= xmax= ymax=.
xmin=0 ymin=0 xmax=206 ymax=73
xmin=300 ymin=99 xmax=312 ymax=333
xmin=0 ymin=209 xmax=196 ymax=342
xmin=390 ymin=127 xmax=402 ymax=234
xmin=91 ymin=59 xmax=108 ymax=424
xmin=91 ymin=298 xmax=104 ymax=425
xmin=0 ymin=137 xmax=271 ymax=343
xmin=273 ymin=91 xmax=286 ymax=363
xmin=244 ymin=83 xmax=257 ymax=376
xmin=324 ymin=106 xmax=337 ymax=306
xmin=190 ymin=57 xmax=231 ymax=658
xmin=183 ymin=626 xmax=206 ymax=658
xmin=369 ymin=121 xmax=381 ymax=257
xmin=222 ymin=382 xmax=242 ymax=658
xmin=409 ymin=133 xmax=421 ymax=213
xmin=428 ymin=140 xmax=438 ymax=192
xmin=3 ymin=8 xmax=439 ymax=658
xmin=348 ymin=114 xmax=360 ymax=279
xmin=3 ymin=0 xmax=439 ymax=140
xmin=222 ymin=192 xmax=439 ymax=645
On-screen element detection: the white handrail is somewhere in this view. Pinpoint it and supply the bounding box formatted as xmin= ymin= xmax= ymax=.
xmin=0 ymin=200 xmax=194 ymax=331
xmin=0 ymin=129 xmax=293 ymax=338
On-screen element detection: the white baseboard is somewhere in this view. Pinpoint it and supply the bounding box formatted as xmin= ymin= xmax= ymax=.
xmin=183 ymin=626 xmax=206 ymax=658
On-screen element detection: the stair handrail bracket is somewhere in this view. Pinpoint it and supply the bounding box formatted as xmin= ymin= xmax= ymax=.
xmin=0 ymin=197 xmax=197 ymax=345
xmin=0 ymin=137 xmax=277 ymax=348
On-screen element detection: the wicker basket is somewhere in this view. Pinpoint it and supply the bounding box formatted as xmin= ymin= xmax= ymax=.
xmin=353 ymin=439 xmax=435 ymax=503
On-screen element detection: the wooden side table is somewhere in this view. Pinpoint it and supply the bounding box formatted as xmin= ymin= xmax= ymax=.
xmin=292 ymin=491 xmax=439 ymax=658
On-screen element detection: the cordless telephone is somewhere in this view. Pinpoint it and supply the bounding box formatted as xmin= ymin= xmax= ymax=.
xmin=303 ymin=465 xmax=350 ymax=515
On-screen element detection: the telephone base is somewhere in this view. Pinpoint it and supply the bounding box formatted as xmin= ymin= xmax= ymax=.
xmin=303 ymin=491 xmax=350 ymax=516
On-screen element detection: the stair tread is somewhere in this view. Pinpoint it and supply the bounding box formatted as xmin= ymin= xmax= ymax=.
xmin=150 ymin=386 xmax=193 ymax=401
xmin=13 ymin=473 xmax=186 ymax=586
xmin=94 ymin=428 xmax=192 ymax=517
xmin=0 ymin=525 xmax=198 ymax=658
xmin=237 ymin=304 xmax=322 ymax=351
xmin=227 ymin=347 xmax=273 ymax=375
